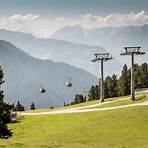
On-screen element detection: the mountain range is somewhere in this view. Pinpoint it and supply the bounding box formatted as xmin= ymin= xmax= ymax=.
xmin=0 ymin=29 xmax=122 ymax=76
xmin=0 ymin=40 xmax=97 ymax=109
xmin=0 ymin=24 xmax=147 ymax=109
xmin=51 ymin=24 xmax=148 ymax=63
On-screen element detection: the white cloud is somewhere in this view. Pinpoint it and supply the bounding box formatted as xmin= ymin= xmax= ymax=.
xmin=0 ymin=11 xmax=148 ymax=38
xmin=79 ymin=11 xmax=148 ymax=28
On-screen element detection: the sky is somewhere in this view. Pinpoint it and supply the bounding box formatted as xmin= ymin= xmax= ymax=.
xmin=0 ymin=0 xmax=148 ymax=37
xmin=0 ymin=0 xmax=148 ymax=17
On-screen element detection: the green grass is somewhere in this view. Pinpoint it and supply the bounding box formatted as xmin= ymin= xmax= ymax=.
xmin=95 ymin=92 xmax=148 ymax=109
xmin=24 ymin=108 xmax=57 ymax=113
xmin=24 ymin=92 xmax=147 ymax=113
xmin=0 ymin=103 xmax=148 ymax=147
xmin=24 ymin=100 xmax=100 ymax=113
xmin=25 ymin=95 xmax=130 ymax=113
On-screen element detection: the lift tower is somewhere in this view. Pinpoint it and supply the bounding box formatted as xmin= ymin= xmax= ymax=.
xmin=120 ymin=47 xmax=145 ymax=101
xmin=91 ymin=53 xmax=113 ymax=103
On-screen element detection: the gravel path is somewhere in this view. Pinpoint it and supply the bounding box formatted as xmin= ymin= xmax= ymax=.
xmin=19 ymin=99 xmax=148 ymax=116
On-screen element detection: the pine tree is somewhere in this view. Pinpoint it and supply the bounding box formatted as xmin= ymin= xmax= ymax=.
xmin=118 ymin=64 xmax=130 ymax=96
xmin=0 ymin=66 xmax=12 ymax=138
xmin=105 ymin=76 xmax=112 ymax=97
xmin=134 ymin=64 xmax=142 ymax=89
xmin=74 ymin=94 xmax=85 ymax=104
xmin=74 ymin=94 xmax=79 ymax=104
xmin=104 ymin=75 xmax=118 ymax=98
xmin=94 ymin=85 xmax=100 ymax=100
xmin=139 ymin=63 xmax=148 ymax=88
xmin=30 ymin=102 xmax=35 ymax=110
xmin=111 ymin=74 xmax=118 ymax=97
xmin=103 ymin=80 xmax=109 ymax=98
xmin=88 ymin=85 xmax=96 ymax=101
xmin=14 ymin=101 xmax=25 ymax=111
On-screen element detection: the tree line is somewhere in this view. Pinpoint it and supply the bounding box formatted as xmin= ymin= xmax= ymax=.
xmin=66 ymin=63 xmax=148 ymax=105
xmin=89 ymin=63 xmax=148 ymax=100
xmin=12 ymin=101 xmax=35 ymax=111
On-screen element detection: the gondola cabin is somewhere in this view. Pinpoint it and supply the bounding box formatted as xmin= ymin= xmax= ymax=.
xmin=40 ymin=88 xmax=46 ymax=93
xmin=65 ymin=82 xmax=72 ymax=87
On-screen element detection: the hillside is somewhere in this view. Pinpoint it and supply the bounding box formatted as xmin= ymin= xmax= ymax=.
xmin=0 ymin=92 xmax=148 ymax=147
xmin=22 ymin=90 xmax=148 ymax=114
xmin=0 ymin=40 xmax=98 ymax=109
xmin=0 ymin=29 xmax=122 ymax=76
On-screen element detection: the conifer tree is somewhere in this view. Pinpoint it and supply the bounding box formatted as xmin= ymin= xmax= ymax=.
xmin=111 ymin=74 xmax=118 ymax=97
xmin=94 ymin=85 xmax=100 ymax=100
xmin=103 ymin=80 xmax=109 ymax=98
xmin=118 ymin=64 xmax=130 ymax=96
xmin=105 ymin=76 xmax=112 ymax=97
xmin=88 ymin=85 xmax=96 ymax=101
xmin=30 ymin=102 xmax=35 ymax=110
xmin=14 ymin=101 xmax=25 ymax=111
xmin=0 ymin=66 xmax=12 ymax=138
xmin=134 ymin=64 xmax=141 ymax=89
xmin=139 ymin=63 xmax=148 ymax=88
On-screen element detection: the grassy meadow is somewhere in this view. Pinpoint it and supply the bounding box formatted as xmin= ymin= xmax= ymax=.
xmin=0 ymin=92 xmax=148 ymax=148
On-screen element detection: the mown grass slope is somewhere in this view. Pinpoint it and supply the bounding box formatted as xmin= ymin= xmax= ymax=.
xmin=0 ymin=104 xmax=148 ymax=147
xmin=95 ymin=92 xmax=148 ymax=109
xmin=24 ymin=100 xmax=99 ymax=113
xmin=25 ymin=91 xmax=147 ymax=113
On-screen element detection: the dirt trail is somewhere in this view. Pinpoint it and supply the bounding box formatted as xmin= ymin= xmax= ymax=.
xmin=19 ymin=100 xmax=148 ymax=116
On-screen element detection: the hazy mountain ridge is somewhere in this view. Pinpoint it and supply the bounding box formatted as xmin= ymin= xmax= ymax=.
xmin=51 ymin=24 xmax=148 ymax=63
xmin=0 ymin=29 xmax=122 ymax=76
xmin=51 ymin=24 xmax=148 ymax=45
xmin=0 ymin=40 xmax=98 ymax=109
